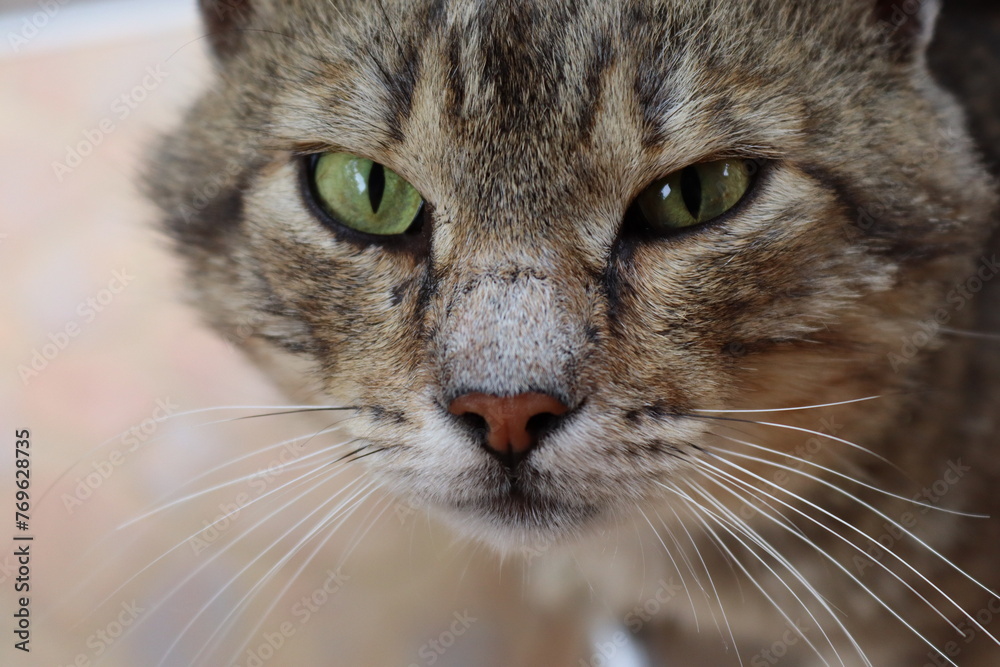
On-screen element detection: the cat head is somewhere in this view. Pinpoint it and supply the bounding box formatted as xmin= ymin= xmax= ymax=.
xmin=150 ymin=0 xmax=996 ymax=548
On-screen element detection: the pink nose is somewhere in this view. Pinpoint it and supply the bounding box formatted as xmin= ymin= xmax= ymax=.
xmin=448 ymin=392 xmax=570 ymax=461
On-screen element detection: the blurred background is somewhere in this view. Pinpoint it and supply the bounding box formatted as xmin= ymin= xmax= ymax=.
xmin=0 ymin=3 xmax=592 ymax=666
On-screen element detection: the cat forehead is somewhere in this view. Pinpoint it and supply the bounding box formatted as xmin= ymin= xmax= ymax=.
xmin=260 ymin=0 xmax=885 ymax=158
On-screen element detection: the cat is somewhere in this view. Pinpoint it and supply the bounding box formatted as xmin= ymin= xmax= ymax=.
xmin=144 ymin=0 xmax=1000 ymax=665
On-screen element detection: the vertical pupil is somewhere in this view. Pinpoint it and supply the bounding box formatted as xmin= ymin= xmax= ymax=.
xmin=368 ymin=163 xmax=386 ymax=214
xmin=679 ymin=166 xmax=702 ymax=220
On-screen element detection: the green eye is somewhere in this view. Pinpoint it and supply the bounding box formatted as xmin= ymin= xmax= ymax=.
xmin=310 ymin=152 xmax=423 ymax=236
xmin=635 ymin=159 xmax=752 ymax=232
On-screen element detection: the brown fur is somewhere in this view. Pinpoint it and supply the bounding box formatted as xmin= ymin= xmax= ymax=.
xmin=149 ymin=1 xmax=1000 ymax=664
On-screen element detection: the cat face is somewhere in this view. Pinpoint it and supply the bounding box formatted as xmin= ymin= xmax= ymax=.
xmin=153 ymin=0 xmax=995 ymax=547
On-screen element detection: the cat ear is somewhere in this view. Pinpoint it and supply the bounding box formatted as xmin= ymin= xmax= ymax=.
xmin=199 ymin=0 xmax=254 ymax=59
xmin=871 ymin=0 xmax=941 ymax=59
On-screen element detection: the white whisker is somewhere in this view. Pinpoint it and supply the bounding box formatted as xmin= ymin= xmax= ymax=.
xmin=40 ymin=404 xmax=357 ymax=506
xmin=692 ymin=396 xmax=881 ymax=414
xmin=70 ymin=450 xmax=353 ymax=622
xmin=197 ymin=486 xmax=386 ymax=666
xmin=666 ymin=481 xmax=847 ymax=667
xmin=692 ymin=457 xmax=979 ymax=662
xmin=663 ymin=502 xmax=741 ymax=661
xmin=116 ymin=433 xmax=356 ymax=530
xmin=80 ymin=461 xmax=356 ymax=632
xmin=703 ymin=448 xmax=1000 ymax=644
xmin=709 ymin=435 xmax=988 ymax=518
xmin=151 ymin=420 xmax=356 ymax=503
xmin=940 ymin=327 xmax=1000 ymax=341
xmin=682 ymin=478 xmax=861 ymax=666
xmin=691 ymin=416 xmax=896 ymax=468
xmin=154 ymin=477 xmax=377 ymax=667
xmin=637 ymin=506 xmax=701 ymax=630
xmin=665 ymin=498 xmax=732 ymax=646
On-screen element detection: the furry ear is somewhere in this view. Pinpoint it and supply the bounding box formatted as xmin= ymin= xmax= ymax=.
xmin=871 ymin=0 xmax=941 ymax=60
xmin=199 ymin=0 xmax=254 ymax=60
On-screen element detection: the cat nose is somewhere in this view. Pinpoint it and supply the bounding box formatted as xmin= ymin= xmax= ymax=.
xmin=448 ymin=392 xmax=570 ymax=466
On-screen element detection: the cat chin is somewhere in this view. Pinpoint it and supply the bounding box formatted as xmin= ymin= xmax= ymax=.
xmin=440 ymin=515 xmax=592 ymax=555
xmin=429 ymin=495 xmax=613 ymax=555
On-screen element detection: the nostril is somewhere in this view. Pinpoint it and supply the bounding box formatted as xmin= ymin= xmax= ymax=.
xmin=447 ymin=392 xmax=571 ymax=466
xmin=525 ymin=412 xmax=561 ymax=440
xmin=455 ymin=412 xmax=489 ymax=440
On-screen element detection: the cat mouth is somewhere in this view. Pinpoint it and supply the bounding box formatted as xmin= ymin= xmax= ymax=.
xmin=449 ymin=473 xmax=602 ymax=536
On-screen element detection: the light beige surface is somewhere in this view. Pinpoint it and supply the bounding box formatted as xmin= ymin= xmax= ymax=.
xmin=0 ymin=14 xmax=598 ymax=667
